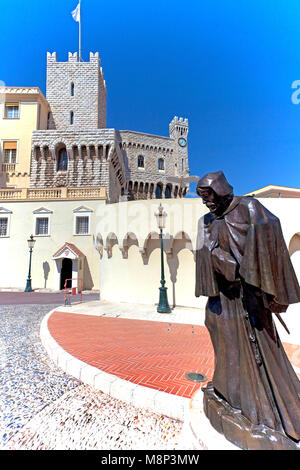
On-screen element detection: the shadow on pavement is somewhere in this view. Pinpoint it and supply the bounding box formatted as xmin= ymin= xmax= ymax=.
xmin=0 ymin=291 xmax=100 ymax=305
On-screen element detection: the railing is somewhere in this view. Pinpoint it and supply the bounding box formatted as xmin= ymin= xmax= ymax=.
xmin=64 ymin=278 xmax=83 ymax=305
xmin=0 ymin=189 xmax=23 ymax=200
xmin=2 ymin=163 xmax=16 ymax=173
xmin=27 ymin=188 xmax=63 ymax=200
xmin=0 ymin=187 xmax=106 ymax=201
xmin=67 ymin=187 xmax=105 ymax=199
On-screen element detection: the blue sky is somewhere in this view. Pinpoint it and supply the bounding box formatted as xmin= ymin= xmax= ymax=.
xmin=1 ymin=0 xmax=300 ymax=195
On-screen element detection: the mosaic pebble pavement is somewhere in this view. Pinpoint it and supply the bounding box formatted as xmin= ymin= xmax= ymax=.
xmin=0 ymin=304 xmax=185 ymax=450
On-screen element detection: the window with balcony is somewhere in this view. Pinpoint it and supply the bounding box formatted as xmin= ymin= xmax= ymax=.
xmin=2 ymin=141 xmax=17 ymax=172
xmin=4 ymin=148 xmax=16 ymax=164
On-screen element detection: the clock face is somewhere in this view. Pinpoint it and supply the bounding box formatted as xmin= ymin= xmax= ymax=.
xmin=178 ymin=137 xmax=186 ymax=147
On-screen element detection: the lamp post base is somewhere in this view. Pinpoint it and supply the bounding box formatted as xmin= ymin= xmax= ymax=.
xmin=25 ymin=279 xmax=33 ymax=292
xmin=157 ymin=286 xmax=171 ymax=313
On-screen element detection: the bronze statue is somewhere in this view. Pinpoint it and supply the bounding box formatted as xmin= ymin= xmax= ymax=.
xmin=195 ymin=171 xmax=300 ymax=450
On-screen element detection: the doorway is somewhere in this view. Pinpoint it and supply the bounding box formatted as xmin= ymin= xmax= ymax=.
xmin=60 ymin=258 xmax=72 ymax=290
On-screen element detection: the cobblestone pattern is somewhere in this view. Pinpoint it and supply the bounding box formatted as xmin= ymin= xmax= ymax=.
xmin=0 ymin=304 xmax=80 ymax=447
xmin=0 ymin=304 xmax=184 ymax=450
xmin=5 ymin=384 xmax=185 ymax=450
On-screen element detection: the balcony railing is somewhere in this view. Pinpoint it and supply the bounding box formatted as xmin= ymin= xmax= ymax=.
xmin=0 ymin=187 xmax=106 ymax=201
xmin=2 ymin=163 xmax=16 ymax=173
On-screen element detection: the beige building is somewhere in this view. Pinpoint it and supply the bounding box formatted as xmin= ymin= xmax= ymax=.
xmin=245 ymin=185 xmax=300 ymax=198
xmin=0 ymin=87 xmax=49 ymax=188
xmin=0 ymin=190 xmax=105 ymax=291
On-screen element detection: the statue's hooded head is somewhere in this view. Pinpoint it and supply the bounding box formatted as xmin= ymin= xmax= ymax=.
xmin=196 ymin=171 xmax=234 ymax=215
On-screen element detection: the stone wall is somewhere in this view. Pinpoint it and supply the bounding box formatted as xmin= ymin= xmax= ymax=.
xmin=118 ymin=117 xmax=190 ymax=200
xmin=30 ymin=129 xmax=125 ymax=202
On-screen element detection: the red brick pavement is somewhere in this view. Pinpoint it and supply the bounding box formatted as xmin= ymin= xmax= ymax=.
xmin=48 ymin=312 xmax=214 ymax=398
xmin=48 ymin=311 xmax=300 ymax=399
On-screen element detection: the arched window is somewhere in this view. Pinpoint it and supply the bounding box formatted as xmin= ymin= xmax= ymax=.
xmin=165 ymin=185 xmax=172 ymax=199
xmin=155 ymin=183 xmax=163 ymax=199
xmin=138 ymin=155 xmax=144 ymax=168
xmin=71 ymin=82 xmax=75 ymax=96
xmin=158 ymin=158 xmax=164 ymax=170
xmin=57 ymin=148 xmax=68 ymax=171
xmin=70 ymin=111 xmax=74 ymax=125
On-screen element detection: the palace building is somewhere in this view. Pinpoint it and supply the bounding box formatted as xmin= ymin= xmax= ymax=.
xmin=1 ymin=51 xmax=190 ymax=203
xmin=0 ymin=51 xmax=191 ymax=292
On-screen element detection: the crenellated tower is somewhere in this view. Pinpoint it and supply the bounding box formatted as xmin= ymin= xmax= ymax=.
xmin=46 ymin=51 xmax=106 ymax=130
xmin=169 ymin=116 xmax=189 ymax=177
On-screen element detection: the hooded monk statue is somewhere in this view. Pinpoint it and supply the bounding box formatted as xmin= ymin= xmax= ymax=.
xmin=195 ymin=170 xmax=300 ymax=450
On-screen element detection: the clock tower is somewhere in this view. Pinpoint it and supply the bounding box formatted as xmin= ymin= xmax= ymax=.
xmin=169 ymin=116 xmax=189 ymax=177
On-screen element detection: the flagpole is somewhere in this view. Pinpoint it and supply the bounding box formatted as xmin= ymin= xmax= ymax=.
xmin=79 ymin=0 xmax=82 ymax=61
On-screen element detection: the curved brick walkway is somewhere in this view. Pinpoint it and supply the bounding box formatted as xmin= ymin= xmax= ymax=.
xmin=47 ymin=308 xmax=300 ymax=402
xmin=48 ymin=311 xmax=214 ymax=399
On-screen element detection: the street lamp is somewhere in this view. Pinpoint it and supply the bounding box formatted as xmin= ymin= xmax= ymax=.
xmin=25 ymin=234 xmax=36 ymax=292
xmin=155 ymin=203 xmax=171 ymax=313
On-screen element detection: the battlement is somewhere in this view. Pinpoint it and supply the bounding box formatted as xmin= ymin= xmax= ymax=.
xmin=169 ymin=116 xmax=189 ymax=137
xmin=47 ymin=51 xmax=57 ymax=62
xmin=47 ymin=51 xmax=101 ymax=65
xmin=68 ymin=52 xmax=79 ymax=62
xmin=171 ymin=116 xmax=189 ymax=125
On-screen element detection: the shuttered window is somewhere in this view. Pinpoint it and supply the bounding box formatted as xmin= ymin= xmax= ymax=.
xmin=3 ymin=141 xmax=17 ymax=164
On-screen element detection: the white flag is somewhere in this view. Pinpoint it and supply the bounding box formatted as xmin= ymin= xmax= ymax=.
xmin=71 ymin=3 xmax=80 ymax=22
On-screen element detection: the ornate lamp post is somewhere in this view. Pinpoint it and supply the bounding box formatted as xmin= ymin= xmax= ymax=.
xmin=25 ymin=235 xmax=36 ymax=292
xmin=155 ymin=204 xmax=171 ymax=313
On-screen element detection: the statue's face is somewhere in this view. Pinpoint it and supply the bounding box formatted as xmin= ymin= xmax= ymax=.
xmin=198 ymin=187 xmax=226 ymax=215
